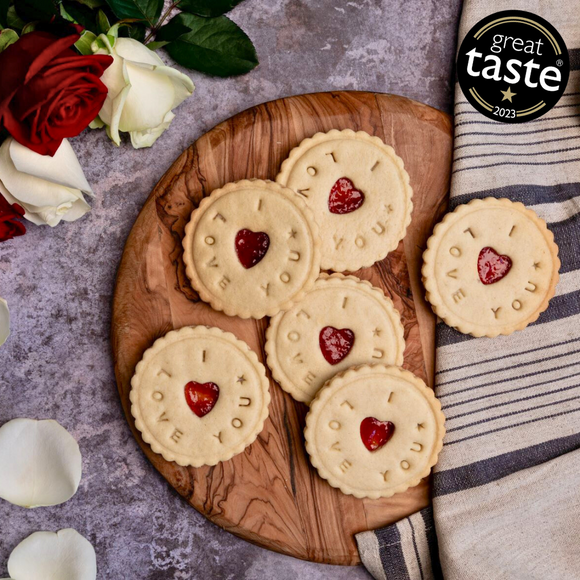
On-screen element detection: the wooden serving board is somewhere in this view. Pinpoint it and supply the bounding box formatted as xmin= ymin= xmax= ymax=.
xmin=112 ymin=92 xmax=452 ymax=566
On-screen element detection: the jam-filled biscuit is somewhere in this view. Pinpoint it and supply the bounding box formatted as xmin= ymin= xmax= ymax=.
xmin=304 ymin=364 xmax=445 ymax=499
xmin=276 ymin=130 xmax=413 ymax=272
xmin=130 ymin=326 xmax=270 ymax=467
xmin=183 ymin=180 xmax=321 ymax=319
xmin=265 ymin=274 xmax=405 ymax=404
xmin=422 ymin=198 xmax=560 ymax=337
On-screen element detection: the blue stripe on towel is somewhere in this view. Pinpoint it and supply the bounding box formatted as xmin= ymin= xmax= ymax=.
xmin=374 ymin=525 xmax=411 ymax=580
xmin=433 ymin=430 xmax=580 ymax=496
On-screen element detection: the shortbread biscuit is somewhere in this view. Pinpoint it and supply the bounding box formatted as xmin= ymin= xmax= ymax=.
xmin=130 ymin=326 xmax=270 ymax=467
xmin=183 ymin=180 xmax=321 ymax=319
xmin=422 ymin=198 xmax=560 ymax=337
xmin=276 ymin=130 xmax=413 ymax=271
xmin=265 ymin=274 xmax=405 ymax=404
xmin=304 ymin=364 xmax=445 ymax=499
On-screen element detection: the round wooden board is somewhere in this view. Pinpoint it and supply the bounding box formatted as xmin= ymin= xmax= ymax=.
xmin=112 ymin=92 xmax=452 ymax=566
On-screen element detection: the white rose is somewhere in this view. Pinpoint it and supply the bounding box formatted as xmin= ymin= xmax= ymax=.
xmin=92 ymin=35 xmax=194 ymax=149
xmin=0 ymin=138 xmax=92 ymax=227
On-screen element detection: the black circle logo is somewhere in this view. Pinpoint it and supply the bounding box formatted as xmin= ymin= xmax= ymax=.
xmin=457 ymin=10 xmax=569 ymax=123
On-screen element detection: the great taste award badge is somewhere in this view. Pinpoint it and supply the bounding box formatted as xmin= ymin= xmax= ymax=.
xmin=457 ymin=10 xmax=570 ymax=123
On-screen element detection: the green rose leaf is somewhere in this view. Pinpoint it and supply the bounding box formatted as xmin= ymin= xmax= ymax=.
xmin=157 ymin=13 xmax=258 ymax=77
xmin=72 ymin=0 xmax=106 ymax=8
xmin=119 ymin=21 xmax=146 ymax=41
xmin=62 ymin=1 xmax=98 ymax=32
xmin=60 ymin=3 xmax=75 ymax=21
xmin=145 ymin=39 xmax=169 ymax=50
xmin=0 ymin=0 xmax=9 ymax=28
xmin=75 ymin=29 xmax=97 ymax=54
xmin=0 ymin=28 xmax=18 ymax=52
xmin=177 ymin=0 xmax=245 ymax=18
xmin=6 ymin=6 xmax=25 ymax=30
xmin=96 ymin=9 xmax=110 ymax=33
xmin=104 ymin=0 xmax=164 ymax=27
xmin=15 ymin=0 xmax=59 ymax=22
xmin=155 ymin=15 xmax=189 ymax=41
xmin=21 ymin=21 xmax=38 ymax=34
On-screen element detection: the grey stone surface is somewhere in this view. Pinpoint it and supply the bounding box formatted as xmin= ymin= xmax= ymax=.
xmin=0 ymin=0 xmax=462 ymax=577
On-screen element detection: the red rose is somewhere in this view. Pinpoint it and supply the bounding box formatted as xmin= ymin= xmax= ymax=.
xmin=0 ymin=195 xmax=26 ymax=242
xmin=0 ymin=32 xmax=113 ymax=156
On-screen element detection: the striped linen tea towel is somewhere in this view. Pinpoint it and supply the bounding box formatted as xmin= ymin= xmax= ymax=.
xmin=356 ymin=1 xmax=580 ymax=579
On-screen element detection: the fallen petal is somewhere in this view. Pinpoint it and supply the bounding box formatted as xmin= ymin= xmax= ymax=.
xmin=0 ymin=298 xmax=8 ymax=347
xmin=8 ymin=529 xmax=96 ymax=580
xmin=0 ymin=419 xmax=82 ymax=508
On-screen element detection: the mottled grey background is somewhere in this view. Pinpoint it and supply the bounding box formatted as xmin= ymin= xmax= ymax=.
xmin=0 ymin=0 xmax=462 ymax=577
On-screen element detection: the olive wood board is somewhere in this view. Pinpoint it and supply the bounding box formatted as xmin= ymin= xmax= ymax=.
xmin=112 ymin=91 xmax=452 ymax=566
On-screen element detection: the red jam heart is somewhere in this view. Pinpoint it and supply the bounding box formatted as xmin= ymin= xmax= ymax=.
xmin=319 ymin=326 xmax=355 ymax=365
xmin=478 ymin=246 xmax=512 ymax=285
xmin=360 ymin=417 xmax=395 ymax=452
xmin=184 ymin=381 xmax=219 ymax=417
xmin=328 ymin=177 xmax=365 ymax=214
xmin=235 ymin=229 xmax=270 ymax=269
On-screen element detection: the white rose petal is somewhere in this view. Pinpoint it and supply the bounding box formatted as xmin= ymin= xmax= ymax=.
xmin=130 ymin=111 xmax=175 ymax=149
xmin=0 ymin=298 xmax=8 ymax=347
xmin=121 ymin=61 xmax=176 ymax=131
xmin=0 ymin=139 xmax=92 ymax=227
xmin=115 ymin=36 xmax=164 ymax=66
xmin=9 ymin=138 xmax=92 ymax=194
xmin=94 ymin=36 xmax=194 ymax=148
xmin=0 ymin=419 xmax=82 ymax=508
xmin=8 ymin=529 xmax=96 ymax=580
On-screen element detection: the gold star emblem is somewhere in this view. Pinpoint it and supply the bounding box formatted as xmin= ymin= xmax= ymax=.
xmin=500 ymin=86 xmax=516 ymax=103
